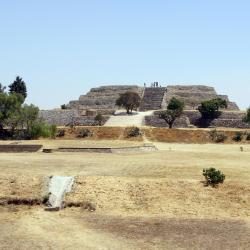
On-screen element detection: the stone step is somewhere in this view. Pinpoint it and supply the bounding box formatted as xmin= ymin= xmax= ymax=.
xmin=139 ymin=87 xmax=166 ymax=111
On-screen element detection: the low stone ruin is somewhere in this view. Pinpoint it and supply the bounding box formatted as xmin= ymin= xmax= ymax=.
xmin=145 ymin=110 xmax=250 ymax=129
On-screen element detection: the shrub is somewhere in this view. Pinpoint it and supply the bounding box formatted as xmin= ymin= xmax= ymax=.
xmin=203 ymin=167 xmax=225 ymax=186
xmin=209 ymin=129 xmax=227 ymax=143
xmin=77 ymin=128 xmax=93 ymax=138
xmin=128 ymin=127 xmax=142 ymax=137
xmin=14 ymin=122 xmax=57 ymax=139
xmin=29 ymin=122 xmax=57 ymax=139
xmin=233 ymin=132 xmax=243 ymax=142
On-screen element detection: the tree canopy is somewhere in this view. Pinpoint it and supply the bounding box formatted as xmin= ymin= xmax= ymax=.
xmin=115 ymin=91 xmax=141 ymax=114
xmin=9 ymin=76 xmax=27 ymax=100
xmin=159 ymin=97 xmax=184 ymax=128
xmin=198 ymin=98 xmax=227 ymax=119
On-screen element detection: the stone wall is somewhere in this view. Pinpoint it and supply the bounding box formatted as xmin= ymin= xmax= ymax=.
xmin=145 ymin=115 xmax=190 ymax=128
xmin=145 ymin=110 xmax=249 ymax=129
xmin=39 ymin=110 xmax=109 ymax=126
xmin=39 ymin=110 xmax=78 ymax=126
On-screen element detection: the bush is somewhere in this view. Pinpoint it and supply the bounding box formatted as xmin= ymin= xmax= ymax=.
xmin=29 ymin=123 xmax=57 ymax=139
xmin=13 ymin=122 xmax=56 ymax=139
xmin=128 ymin=127 xmax=142 ymax=137
xmin=77 ymin=129 xmax=93 ymax=138
xmin=203 ymin=167 xmax=225 ymax=186
xmin=233 ymin=132 xmax=243 ymax=142
xmin=209 ymin=129 xmax=227 ymax=143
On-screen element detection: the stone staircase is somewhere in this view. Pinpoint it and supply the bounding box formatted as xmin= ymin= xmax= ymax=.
xmin=139 ymin=87 xmax=166 ymax=111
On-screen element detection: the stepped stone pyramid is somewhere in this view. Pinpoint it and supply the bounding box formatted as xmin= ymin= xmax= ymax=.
xmin=68 ymin=84 xmax=239 ymax=112
xmin=40 ymin=83 xmax=244 ymax=128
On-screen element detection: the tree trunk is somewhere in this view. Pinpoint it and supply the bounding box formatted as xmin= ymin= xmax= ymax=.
xmin=169 ymin=121 xmax=174 ymax=129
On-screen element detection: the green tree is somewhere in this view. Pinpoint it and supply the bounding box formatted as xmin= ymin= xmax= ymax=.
xmin=198 ymin=98 xmax=227 ymax=119
xmin=9 ymin=76 xmax=27 ymax=100
xmin=243 ymin=108 xmax=250 ymax=124
xmin=159 ymin=97 xmax=184 ymax=128
xmin=115 ymin=91 xmax=141 ymax=114
xmin=20 ymin=104 xmax=39 ymax=131
xmin=0 ymin=93 xmax=23 ymax=131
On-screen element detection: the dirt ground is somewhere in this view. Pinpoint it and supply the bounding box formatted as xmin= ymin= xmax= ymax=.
xmin=0 ymin=139 xmax=250 ymax=249
xmin=1 ymin=206 xmax=250 ymax=250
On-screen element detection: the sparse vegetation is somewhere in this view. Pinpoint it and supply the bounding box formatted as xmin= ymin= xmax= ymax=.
xmin=159 ymin=97 xmax=184 ymax=129
xmin=127 ymin=127 xmax=142 ymax=137
xmin=77 ymin=128 xmax=93 ymax=138
xmin=115 ymin=91 xmax=141 ymax=114
xmin=203 ymin=167 xmax=225 ymax=186
xmin=209 ymin=129 xmax=227 ymax=143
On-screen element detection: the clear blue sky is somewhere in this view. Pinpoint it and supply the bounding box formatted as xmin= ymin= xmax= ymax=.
xmin=0 ymin=0 xmax=249 ymax=109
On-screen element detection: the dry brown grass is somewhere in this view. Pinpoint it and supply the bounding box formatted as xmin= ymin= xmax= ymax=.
xmin=0 ymin=139 xmax=250 ymax=249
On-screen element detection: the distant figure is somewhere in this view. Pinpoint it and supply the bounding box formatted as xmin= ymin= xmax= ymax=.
xmin=144 ymin=83 xmax=146 ymax=87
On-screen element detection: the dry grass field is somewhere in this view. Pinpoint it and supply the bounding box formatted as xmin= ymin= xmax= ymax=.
xmin=0 ymin=139 xmax=250 ymax=249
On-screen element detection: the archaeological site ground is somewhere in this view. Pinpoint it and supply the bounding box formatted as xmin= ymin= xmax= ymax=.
xmin=1 ymin=84 xmax=250 ymax=249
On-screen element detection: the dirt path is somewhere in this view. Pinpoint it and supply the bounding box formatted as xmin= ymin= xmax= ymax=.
xmin=104 ymin=110 xmax=153 ymax=127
